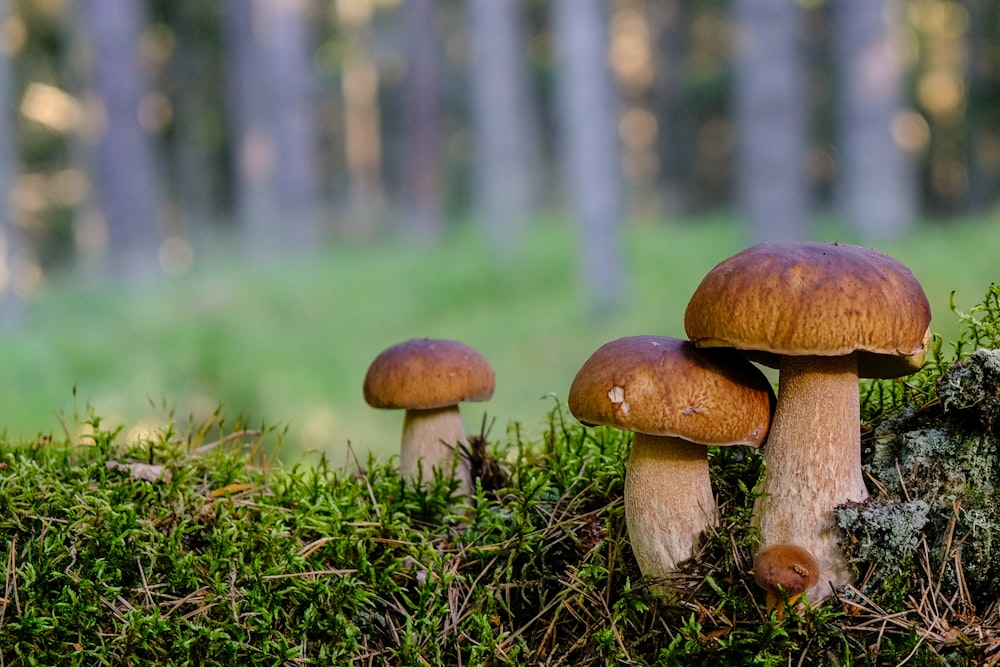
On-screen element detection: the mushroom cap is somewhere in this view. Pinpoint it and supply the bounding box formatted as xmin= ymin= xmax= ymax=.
xmin=567 ymin=336 xmax=774 ymax=446
xmin=684 ymin=242 xmax=932 ymax=378
xmin=754 ymin=543 xmax=821 ymax=597
xmin=363 ymin=338 xmax=495 ymax=410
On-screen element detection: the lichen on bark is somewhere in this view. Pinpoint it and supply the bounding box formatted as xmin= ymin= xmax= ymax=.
xmin=848 ymin=348 xmax=1000 ymax=606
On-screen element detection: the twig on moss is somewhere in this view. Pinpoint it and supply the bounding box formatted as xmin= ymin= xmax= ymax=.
xmin=1 ymin=535 xmax=18 ymax=627
xmin=186 ymin=428 xmax=262 ymax=456
xmin=260 ymin=569 xmax=357 ymax=580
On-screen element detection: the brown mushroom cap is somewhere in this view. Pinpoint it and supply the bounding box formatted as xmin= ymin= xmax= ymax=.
xmin=684 ymin=242 xmax=932 ymax=378
xmin=363 ymin=338 xmax=495 ymax=410
xmin=754 ymin=543 xmax=821 ymax=600
xmin=567 ymin=336 xmax=774 ymax=446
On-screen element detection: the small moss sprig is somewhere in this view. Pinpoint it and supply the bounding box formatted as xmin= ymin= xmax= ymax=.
xmin=957 ymin=283 xmax=1000 ymax=351
xmin=862 ymin=283 xmax=1000 ymax=425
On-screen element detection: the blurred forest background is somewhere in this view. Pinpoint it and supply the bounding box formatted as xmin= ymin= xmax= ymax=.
xmin=0 ymin=0 xmax=998 ymax=460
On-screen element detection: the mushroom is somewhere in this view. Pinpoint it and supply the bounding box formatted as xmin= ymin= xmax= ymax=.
xmin=363 ymin=338 xmax=495 ymax=494
xmin=753 ymin=543 xmax=820 ymax=620
xmin=684 ymin=242 xmax=931 ymax=599
xmin=567 ymin=336 xmax=774 ymax=584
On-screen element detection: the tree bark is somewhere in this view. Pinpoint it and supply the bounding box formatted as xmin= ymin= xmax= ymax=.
xmin=337 ymin=0 xmax=385 ymax=239
xmin=648 ymin=0 xmax=692 ymax=215
xmin=467 ymin=0 xmax=541 ymax=254
xmin=78 ymin=0 xmax=162 ymax=280
xmin=553 ymin=0 xmax=626 ymax=316
xmin=0 ymin=0 xmax=23 ymax=325
xmin=401 ymin=0 xmax=445 ymax=242
xmin=731 ymin=0 xmax=811 ymax=242
xmin=167 ymin=3 xmax=228 ymax=234
xmin=833 ymin=0 xmax=914 ymax=239
xmin=224 ymin=0 xmax=321 ymax=253
xmin=963 ymin=0 xmax=1000 ymax=215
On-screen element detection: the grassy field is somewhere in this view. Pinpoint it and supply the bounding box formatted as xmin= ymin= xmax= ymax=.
xmin=1 ymin=215 xmax=998 ymax=464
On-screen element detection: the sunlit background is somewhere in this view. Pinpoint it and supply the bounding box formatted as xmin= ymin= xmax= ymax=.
xmin=0 ymin=0 xmax=997 ymax=464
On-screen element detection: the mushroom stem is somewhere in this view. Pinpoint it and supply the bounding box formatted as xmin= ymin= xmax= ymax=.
xmin=625 ymin=433 xmax=718 ymax=582
xmin=400 ymin=406 xmax=472 ymax=494
xmin=765 ymin=590 xmax=782 ymax=616
xmin=765 ymin=590 xmax=805 ymax=621
xmin=754 ymin=354 xmax=868 ymax=600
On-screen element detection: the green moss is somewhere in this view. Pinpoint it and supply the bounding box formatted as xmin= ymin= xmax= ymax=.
xmin=0 ymin=400 xmax=963 ymax=666
xmin=8 ymin=285 xmax=1000 ymax=664
xmin=938 ymin=349 xmax=1000 ymax=432
xmin=852 ymin=285 xmax=1000 ymax=610
xmin=0 ymin=403 xmax=888 ymax=666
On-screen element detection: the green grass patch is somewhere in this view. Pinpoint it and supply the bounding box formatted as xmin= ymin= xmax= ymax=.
xmin=1 ymin=215 xmax=998 ymax=466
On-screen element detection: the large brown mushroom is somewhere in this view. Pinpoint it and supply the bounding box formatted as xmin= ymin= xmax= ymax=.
xmin=685 ymin=242 xmax=931 ymax=599
xmin=568 ymin=336 xmax=774 ymax=584
xmin=364 ymin=338 xmax=495 ymax=494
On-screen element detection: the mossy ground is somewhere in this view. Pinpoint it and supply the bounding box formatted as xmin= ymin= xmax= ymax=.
xmin=3 ymin=286 xmax=1000 ymax=665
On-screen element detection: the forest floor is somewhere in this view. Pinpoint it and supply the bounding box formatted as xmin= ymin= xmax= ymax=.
xmin=1 ymin=283 xmax=1000 ymax=665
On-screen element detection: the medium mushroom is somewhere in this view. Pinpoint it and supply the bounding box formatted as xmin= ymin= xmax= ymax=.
xmin=753 ymin=543 xmax=820 ymax=620
xmin=684 ymin=242 xmax=931 ymax=600
xmin=363 ymin=338 xmax=495 ymax=494
xmin=567 ymin=336 xmax=774 ymax=584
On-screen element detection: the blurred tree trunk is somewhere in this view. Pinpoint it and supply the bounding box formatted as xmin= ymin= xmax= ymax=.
xmin=964 ymin=0 xmax=1000 ymax=214
xmin=0 ymin=0 xmax=22 ymax=325
xmin=224 ymin=0 xmax=321 ymax=254
xmin=401 ymin=0 xmax=445 ymax=241
xmin=833 ymin=0 xmax=914 ymax=239
xmin=167 ymin=3 xmax=227 ymax=236
xmin=648 ymin=0 xmax=690 ymax=215
xmin=337 ymin=0 xmax=385 ymax=238
xmin=78 ymin=0 xmax=162 ymax=280
xmin=467 ymin=0 xmax=541 ymax=254
xmin=731 ymin=0 xmax=810 ymax=242
xmin=553 ymin=0 xmax=625 ymax=316
xmin=610 ymin=1 xmax=660 ymax=217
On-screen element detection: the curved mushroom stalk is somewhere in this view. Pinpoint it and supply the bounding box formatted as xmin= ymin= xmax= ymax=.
xmin=754 ymin=354 xmax=867 ymax=600
xmin=625 ymin=433 xmax=717 ymax=581
xmin=400 ymin=406 xmax=472 ymax=495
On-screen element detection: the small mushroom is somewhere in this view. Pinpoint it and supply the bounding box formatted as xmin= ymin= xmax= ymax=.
xmin=364 ymin=338 xmax=495 ymax=493
xmin=685 ymin=242 xmax=931 ymax=599
xmin=567 ymin=336 xmax=774 ymax=585
xmin=754 ymin=543 xmax=820 ymax=620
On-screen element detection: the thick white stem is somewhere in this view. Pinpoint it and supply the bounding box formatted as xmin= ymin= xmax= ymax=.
xmin=400 ymin=406 xmax=472 ymax=494
xmin=754 ymin=354 xmax=868 ymax=600
xmin=625 ymin=433 xmax=717 ymax=584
